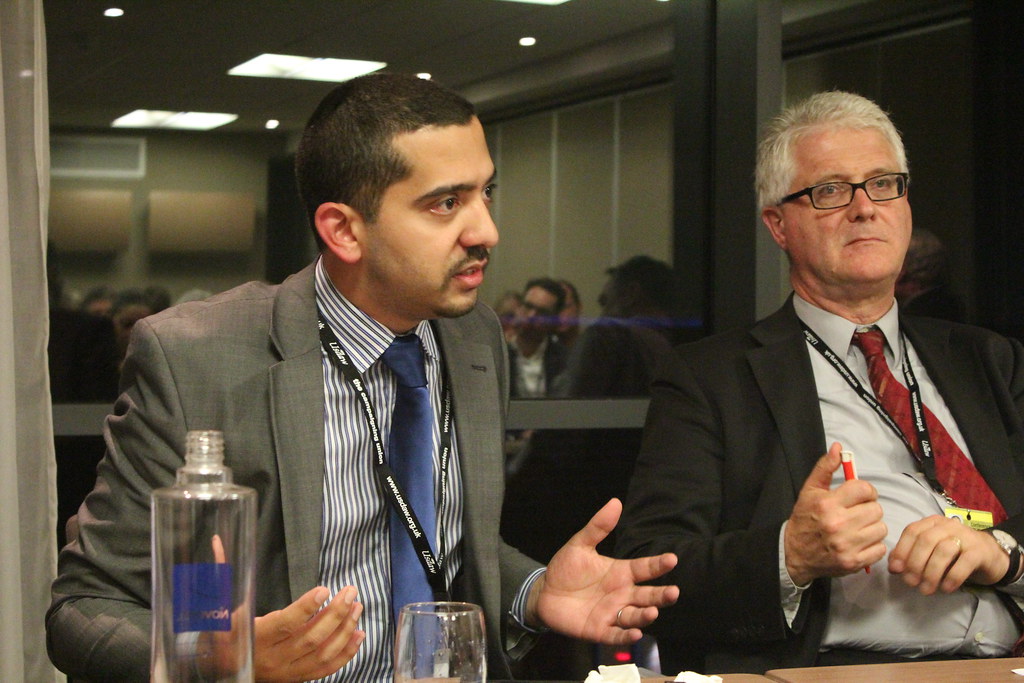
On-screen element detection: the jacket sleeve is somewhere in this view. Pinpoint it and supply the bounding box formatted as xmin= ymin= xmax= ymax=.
xmin=47 ymin=317 xmax=188 ymax=682
xmin=615 ymin=344 xmax=810 ymax=647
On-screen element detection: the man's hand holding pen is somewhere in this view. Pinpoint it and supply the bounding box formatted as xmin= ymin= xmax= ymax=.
xmin=783 ymin=442 xmax=888 ymax=586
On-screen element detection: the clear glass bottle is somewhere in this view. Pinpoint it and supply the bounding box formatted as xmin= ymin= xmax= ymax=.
xmin=151 ymin=430 xmax=257 ymax=682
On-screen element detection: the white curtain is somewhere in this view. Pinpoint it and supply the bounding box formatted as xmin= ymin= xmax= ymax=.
xmin=0 ymin=0 xmax=61 ymax=680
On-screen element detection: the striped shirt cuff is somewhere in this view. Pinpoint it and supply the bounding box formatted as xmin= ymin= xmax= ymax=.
xmin=511 ymin=566 xmax=550 ymax=633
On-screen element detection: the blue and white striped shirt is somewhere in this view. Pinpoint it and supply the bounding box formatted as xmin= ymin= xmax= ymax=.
xmin=314 ymin=259 xmax=464 ymax=682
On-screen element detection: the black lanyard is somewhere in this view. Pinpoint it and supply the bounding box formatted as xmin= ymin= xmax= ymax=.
xmin=317 ymin=312 xmax=452 ymax=599
xmin=801 ymin=322 xmax=956 ymax=506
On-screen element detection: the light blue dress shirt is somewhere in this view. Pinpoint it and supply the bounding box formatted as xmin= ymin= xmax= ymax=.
xmin=777 ymin=294 xmax=1019 ymax=657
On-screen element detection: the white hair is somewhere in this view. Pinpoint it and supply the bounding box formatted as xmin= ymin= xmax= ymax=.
xmin=755 ymin=91 xmax=908 ymax=209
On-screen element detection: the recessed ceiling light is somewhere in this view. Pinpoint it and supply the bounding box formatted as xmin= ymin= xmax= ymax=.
xmin=112 ymin=110 xmax=238 ymax=130
xmin=519 ymin=37 xmax=537 ymax=47
xmin=103 ymin=7 xmax=124 ymax=17
xmin=228 ymin=54 xmax=386 ymax=83
xmin=494 ymin=0 xmax=572 ymax=4
xmin=265 ymin=119 xmax=280 ymax=130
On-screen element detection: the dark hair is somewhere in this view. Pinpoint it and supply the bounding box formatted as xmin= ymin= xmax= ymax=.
xmin=110 ymin=287 xmax=150 ymax=316
xmin=142 ymin=285 xmax=172 ymax=313
xmin=81 ymin=285 xmax=116 ymax=313
xmin=294 ymin=73 xmax=476 ymax=249
xmin=558 ymin=279 xmax=580 ymax=309
xmin=606 ymin=255 xmax=678 ymax=314
xmin=901 ymin=228 xmax=949 ymax=286
xmin=523 ymin=277 xmax=567 ymax=314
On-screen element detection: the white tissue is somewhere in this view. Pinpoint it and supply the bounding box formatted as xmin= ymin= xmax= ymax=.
xmin=674 ymin=672 xmax=723 ymax=683
xmin=582 ymin=663 xmax=726 ymax=683
xmin=583 ymin=663 xmax=641 ymax=683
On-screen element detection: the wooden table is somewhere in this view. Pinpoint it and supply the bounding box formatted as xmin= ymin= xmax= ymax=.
xmin=764 ymin=656 xmax=1024 ymax=682
xmin=493 ymin=675 xmax=769 ymax=682
xmin=642 ymin=676 xmax=770 ymax=682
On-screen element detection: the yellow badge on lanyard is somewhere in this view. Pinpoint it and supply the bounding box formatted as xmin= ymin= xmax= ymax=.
xmin=945 ymin=506 xmax=994 ymax=530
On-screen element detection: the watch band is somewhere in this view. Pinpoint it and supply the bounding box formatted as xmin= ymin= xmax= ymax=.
xmin=994 ymin=544 xmax=1022 ymax=587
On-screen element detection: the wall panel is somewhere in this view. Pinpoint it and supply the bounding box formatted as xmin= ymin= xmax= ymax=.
xmin=554 ymin=102 xmax=617 ymax=314
xmin=619 ymin=88 xmax=673 ymax=266
xmin=148 ymin=190 xmax=254 ymax=252
xmin=49 ymin=189 xmax=132 ymax=251
xmin=484 ymin=113 xmax=553 ymax=302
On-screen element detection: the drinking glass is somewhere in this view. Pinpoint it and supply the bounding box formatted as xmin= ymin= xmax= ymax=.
xmin=394 ymin=601 xmax=486 ymax=682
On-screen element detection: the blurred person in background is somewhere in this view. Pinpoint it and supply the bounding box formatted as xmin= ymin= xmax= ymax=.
xmin=508 ymin=277 xmax=568 ymax=398
xmin=555 ymin=278 xmax=582 ymax=349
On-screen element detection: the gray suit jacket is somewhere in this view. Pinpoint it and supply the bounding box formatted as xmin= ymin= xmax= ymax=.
xmin=617 ymin=298 xmax=1024 ymax=674
xmin=47 ymin=264 xmax=541 ymax=681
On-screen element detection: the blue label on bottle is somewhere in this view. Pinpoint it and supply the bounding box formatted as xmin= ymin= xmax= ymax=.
xmin=172 ymin=563 xmax=233 ymax=633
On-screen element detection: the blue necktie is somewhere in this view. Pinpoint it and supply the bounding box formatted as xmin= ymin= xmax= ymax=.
xmin=381 ymin=334 xmax=436 ymax=620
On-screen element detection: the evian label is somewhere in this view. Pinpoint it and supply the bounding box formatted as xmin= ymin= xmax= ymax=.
xmin=172 ymin=562 xmax=233 ymax=633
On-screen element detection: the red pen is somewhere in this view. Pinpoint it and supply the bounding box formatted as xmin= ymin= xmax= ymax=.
xmin=841 ymin=449 xmax=857 ymax=481
xmin=841 ymin=450 xmax=870 ymax=573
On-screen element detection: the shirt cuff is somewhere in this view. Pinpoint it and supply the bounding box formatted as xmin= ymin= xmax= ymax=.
xmin=510 ymin=566 xmax=550 ymax=633
xmin=779 ymin=521 xmax=810 ymax=626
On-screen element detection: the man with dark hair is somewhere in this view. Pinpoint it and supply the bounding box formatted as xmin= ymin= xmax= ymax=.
xmin=600 ymin=256 xmax=675 ymax=317
xmin=619 ymin=91 xmax=1024 ymax=673
xmin=47 ymin=73 xmax=678 ymax=683
xmin=895 ymin=228 xmax=966 ymax=322
xmin=509 ymin=277 xmax=568 ymax=397
xmin=294 ymin=73 xmax=477 ymax=249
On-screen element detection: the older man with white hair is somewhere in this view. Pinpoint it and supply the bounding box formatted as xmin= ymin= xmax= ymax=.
xmin=618 ymin=91 xmax=1024 ymax=673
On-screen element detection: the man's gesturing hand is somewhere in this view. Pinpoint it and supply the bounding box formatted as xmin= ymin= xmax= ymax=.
xmin=253 ymin=585 xmax=364 ymax=682
xmin=528 ymin=498 xmax=679 ymax=645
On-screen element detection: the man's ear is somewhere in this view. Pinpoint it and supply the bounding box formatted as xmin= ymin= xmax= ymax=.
xmin=315 ymin=202 xmax=365 ymax=264
xmin=762 ymin=206 xmax=787 ymax=250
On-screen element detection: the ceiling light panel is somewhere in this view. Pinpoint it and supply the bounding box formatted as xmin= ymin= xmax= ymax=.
xmin=112 ymin=110 xmax=238 ymax=130
xmin=228 ymin=54 xmax=386 ymax=82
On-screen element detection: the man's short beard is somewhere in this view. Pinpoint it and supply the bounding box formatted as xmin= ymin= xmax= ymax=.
xmin=435 ymin=295 xmax=478 ymax=319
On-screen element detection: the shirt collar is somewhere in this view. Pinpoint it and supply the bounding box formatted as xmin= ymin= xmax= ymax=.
xmin=314 ymin=257 xmax=438 ymax=373
xmin=792 ymin=293 xmax=902 ymax=363
xmin=517 ymin=335 xmax=549 ymax=361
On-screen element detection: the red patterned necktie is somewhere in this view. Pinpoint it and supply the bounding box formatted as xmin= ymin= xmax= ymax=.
xmin=851 ymin=327 xmax=1006 ymax=524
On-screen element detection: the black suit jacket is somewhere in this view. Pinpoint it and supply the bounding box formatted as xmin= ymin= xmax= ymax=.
xmin=616 ymin=298 xmax=1024 ymax=674
xmin=508 ymin=335 xmax=568 ymax=397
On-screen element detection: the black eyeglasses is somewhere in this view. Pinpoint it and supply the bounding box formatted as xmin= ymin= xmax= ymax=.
xmin=779 ymin=172 xmax=909 ymax=210
xmin=520 ymin=301 xmax=557 ymax=317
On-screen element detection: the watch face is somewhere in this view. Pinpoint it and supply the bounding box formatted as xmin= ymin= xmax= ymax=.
xmin=991 ymin=529 xmax=1017 ymax=552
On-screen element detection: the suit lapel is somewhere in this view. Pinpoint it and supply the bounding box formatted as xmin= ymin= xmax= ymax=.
xmin=268 ymin=265 xmax=327 ymax=600
xmin=903 ymin=317 xmax=1024 ymax=516
xmin=748 ymin=301 xmax=828 ymax=495
xmin=432 ymin=315 xmax=504 ymax=610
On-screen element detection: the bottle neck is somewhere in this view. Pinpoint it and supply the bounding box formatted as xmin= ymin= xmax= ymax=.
xmin=175 ymin=465 xmax=231 ymax=486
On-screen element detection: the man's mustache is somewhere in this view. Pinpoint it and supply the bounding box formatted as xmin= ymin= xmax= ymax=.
xmin=449 ymin=246 xmax=490 ymax=277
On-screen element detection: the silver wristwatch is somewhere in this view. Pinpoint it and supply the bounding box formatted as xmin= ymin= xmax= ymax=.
xmin=987 ymin=529 xmax=1022 ymax=587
